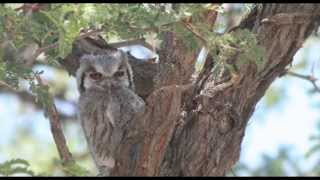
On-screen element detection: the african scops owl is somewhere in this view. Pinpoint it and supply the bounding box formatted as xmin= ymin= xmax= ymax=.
xmin=76 ymin=50 xmax=145 ymax=176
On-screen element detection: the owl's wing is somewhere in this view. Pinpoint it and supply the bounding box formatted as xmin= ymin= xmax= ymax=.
xmin=109 ymin=87 xmax=145 ymax=128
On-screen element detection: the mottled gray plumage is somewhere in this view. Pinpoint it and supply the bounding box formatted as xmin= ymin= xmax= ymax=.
xmin=76 ymin=50 xmax=145 ymax=176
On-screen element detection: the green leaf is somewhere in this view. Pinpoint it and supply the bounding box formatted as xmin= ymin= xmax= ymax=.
xmin=56 ymin=161 xmax=90 ymax=176
xmin=305 ymin=144 xmax=320 ymax=158
xmin=0 ymin=158 xmax=35 ymax=176
xmin=29 ymin=79 xmax=53 ymax=113
xmin=209 ymin=29 xmax=266 ymax=72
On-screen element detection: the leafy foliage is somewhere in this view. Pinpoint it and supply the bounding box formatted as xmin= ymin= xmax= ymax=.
xmin=306 ymin=122 xmax=320 ymax=160
xmin=0 ymin=3 xmax=232 ymax=117
xmin=231 ymin=147 xmax=306 ymax=176
xmin=209 ymin=29 xmax=266 ymax=74
xmin=61 ymin=161 xmax=90 ymax=176
xmin=48 ymin=158 xmax=90 ymax=176
xmin=29 ymin=77 xmax=53 ymax=117
xmin=0 ymin=158 xmax=90 ymax=176
xmin=0 ymin=158 xmax=35 ymax=176
xmin=0 ymin=58 xmax=52 ymax=116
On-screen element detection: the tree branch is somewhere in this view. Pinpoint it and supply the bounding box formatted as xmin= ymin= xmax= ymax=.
xmin=35 ymin=75 xmax=74 ymax=165
xmin=180 ymin=21 xmax=207 ymax=47
xmin=286 ymin=71 xmax=320 ymax=93
xmin=0 ymin=79 xmax=77 ymax=121
xmin=0 ymin=80 xmax=18 ymax=92
xmin=32 ymin=28 xmax=104 ymax=62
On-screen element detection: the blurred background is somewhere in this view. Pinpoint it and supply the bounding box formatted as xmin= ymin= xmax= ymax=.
xmin=0 ymin=3 xmax=320 ymax=176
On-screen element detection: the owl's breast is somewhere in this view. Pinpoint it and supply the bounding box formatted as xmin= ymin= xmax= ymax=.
xmin=78 ymin=90 xmax=116 ymax=155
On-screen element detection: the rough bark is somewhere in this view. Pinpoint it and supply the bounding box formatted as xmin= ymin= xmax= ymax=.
xmin=62 ymin=4 xmax=320 ymax=176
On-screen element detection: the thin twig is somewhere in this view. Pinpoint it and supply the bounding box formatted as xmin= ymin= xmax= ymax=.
xmin=286 ymin=71 xmax=320 ymax=93
xmin=0 ymin=87 xmax=77 ymax=121
xmin=21 ymin=28 xmax=101 ymax=66
xmin=125 ymin=6 xmax=219 ymax=51
xmin=35 ymin=75 xmax=74 ymax=165
xmin=0 ymin=80 xmax=18 ymax=92
xmin=127 ymin=24 xmax=160 ymax=34
xmin=181 ymin=21 xmax=208 ymax=47
xmin=32 ymin=29 xmax=104 ymax=62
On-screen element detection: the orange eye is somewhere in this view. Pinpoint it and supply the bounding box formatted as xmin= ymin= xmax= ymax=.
xmin=89 ymin=72 xmax=103 ymax=80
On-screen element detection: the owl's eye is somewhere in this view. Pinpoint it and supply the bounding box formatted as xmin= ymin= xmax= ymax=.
xmin=114 ymin=71 xmax=125 ymax=77
xmin=89 ymin=72 xmax=103 ymax=80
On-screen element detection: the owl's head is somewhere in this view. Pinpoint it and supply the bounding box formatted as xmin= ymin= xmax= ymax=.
xmin=76 ymin=50 xmax=134 ymax=94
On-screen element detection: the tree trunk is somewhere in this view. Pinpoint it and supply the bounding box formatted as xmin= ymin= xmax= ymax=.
xmin=62 ymin=4 xmax=320 ymax=176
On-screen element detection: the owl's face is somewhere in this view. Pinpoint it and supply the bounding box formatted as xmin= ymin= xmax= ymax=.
xmin=76 ymin=51 xmax=133 ymax=93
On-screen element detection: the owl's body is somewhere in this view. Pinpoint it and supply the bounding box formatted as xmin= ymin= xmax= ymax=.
xmin=76 ymin=51 xmax=145 ymax=175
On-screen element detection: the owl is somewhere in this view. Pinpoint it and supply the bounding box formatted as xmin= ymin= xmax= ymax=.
xmin=76 ymin=50 xmax=145 ymax=176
